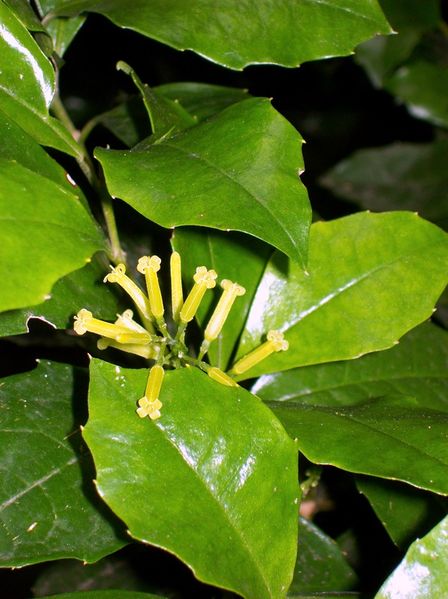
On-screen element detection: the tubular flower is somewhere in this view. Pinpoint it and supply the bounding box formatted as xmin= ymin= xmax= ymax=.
xmin=200 ymin=279 xmax=246 ymax=357
xmin=137 ymin=255 xmax=164 ymax=320
xmin=97 ymin=337 xmax=157 ymax=360
xmin=229 ymin=330 xmax=289 ymax=376
xmin=104 ymin=263 xmax=154 ymax=332
xmin=170 ymin=251 xmax=183 ymax=322
xmin=74 ymin=308 xmax=138 ymax=340
xmin=179 ymin=266 xmax=217 ymax=324
xmin=136 ymin=364 xmax=164 ymax=420
xmin=207 ymin=366 xmax=238 ymax=387
xmin=73 ymin=252 xmax=289 ymax=421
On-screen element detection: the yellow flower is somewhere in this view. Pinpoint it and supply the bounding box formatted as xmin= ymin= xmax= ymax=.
xmin=207 ymin=367 xmax=238 ymax=387
xmin=229 ymin=330 xmax=289 ymax=376
xmin=104 ymin=263 xmax=154 ymax=332
xmin=170 ymin=251 xmax=183 ymax=322
xmin=137 ymin=255 xmax=164 ymax=320
xmin=179 ymin=266 xmax=217 ymax=323
xmin=136 ymin=396 xmax=163 ymax=420
xmin=74 ymin=308 xmax=149 ymax=342
xmin=136 ymin=364 xmax=165 ymax=420
xmin=73 ymin=252 xmax=290 ymax=420
xmin=200 ymin=279 xmax=246 ymax=357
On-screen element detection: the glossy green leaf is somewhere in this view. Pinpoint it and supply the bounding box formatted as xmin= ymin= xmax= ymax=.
xmin=0 ymin=3 xmax=79 ymax=156
xmin=0 ymin=109 xmax=90 ymax=217
xmin=3 ymin=0 xmax=53 ymax=58
xmin=39 ymin=593 xmax=163 ymax=599
xmin=320 ymin=141 xmax=448 ymax=230
xmin=0 ymin=159 xmax=105 ymax=313
xmin=34 ymin=0 xmax=85 ymax=56
xmin=375 ymin=515 xmax=448 ymax=599
xmin=253 ymin=323 xmax=448 ymax=411
xmin=0 ymin=108 xmax=74 ymax=189
xmin=92 ymin=84 xmax=248 ymax=148
xmin=48 ymin=0 xmax=391 ymax=70
xmin=46 ymin=15 xmax=86 ymax=56
xmin=96 ymin=98 xmax=311 ymax=266
xmin=0 ymin=361 xmax=126 ymax=567
xmin=0 ymin=256 xmax=120 ymax=337
xmin=386 ymin=61 xmax=448 ymax=128
xmin=171 ymin=227 xmax=271 ymax=370
xmin=266 ymin=394 xmax=448 ymax=495
xmin=4 ymin=0 xmax=49 ymax=35
xmin=157 ymin=82 xmax=249 ymax=122
xmin=117 ymin=62 xmax=196 ymax=143
xmin=89 ymin=96 xmax=151 ymax=148
xmin=237 ymin=212 xmax=448 ymax=378
xmin=254 ymin=324 xmax=448 ymax=495
xmin=356 ymin=476 xmax=446 ymax=548
xmin=84 ymin=360 xmax=299 ymax=599
xmin=290 ymin=517 xmax=357 ymax=594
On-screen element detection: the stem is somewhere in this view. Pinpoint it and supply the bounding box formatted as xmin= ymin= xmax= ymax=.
xmin=51 ymin=93 xmax=126 ymax=264
xmin=98 ymin=185 xmax=126 ymax=264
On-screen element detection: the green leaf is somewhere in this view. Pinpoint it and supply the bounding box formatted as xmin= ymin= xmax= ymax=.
xmin=0 ymin=159 xmax=105 ymax=313
xmin=0 ymin=3 xmax=79 ymax=156
xmin=385 ymin=60 xmax=448 ymax=128
xmin=0 ymin=361 xmax=126 ymax=567
xmin=320 ymin=141 xmax=448 ymax=230
xmin=156 ymin=82 xmax=249 ymax=122
xmin=254 ymin=324 xmax=448 ymax=495
xmin=96 ymin=98 xmax=311 ymax=266
xmin=0 ymin=108 xmax=75 ymax=189
xmin=356 ymin=476 xmax=447 ymax=548
xmin=375 ymin=515 xmax=448 ymax=599
xmin=253 ymin=323 xmax=448 ymax=411
xmin=377 ymin=0 xmax=441 ymax=31
xmin=89 ymin=96 xmax=151 ymax=148
xmin=236 ymin=212 xmax=448 ymax=378
xmin=0 ymin=256 xmax=119 ymax=337
xmin=354 ymin=0 xmax=441 ymax=87
xmin=48 ymin=0 xmax=391 ymax=70
xmin=4 ymin=0 xmax=50 ymax=36
xmin=289 ymin=517 xmax=357 ymax=594
xmin=84 ymin=360 xmax=299 ymax=599
xmin=39 ymin=593 xmax=163 ymax=599
xmin=46 ymin=14 xmax=86 ymax=57
xmin=91 ymin=83 xmax=248 ymax=148
xmin=0 ymin=109 xmax=91 ymax=217
xmin=171 ymin=227 xmax=271 ymax=370
xmin=116 ymin=61 xmax=196 ymax=142
xmin=355 ymin=30 xmax=420 ymax=87
xmin=265 ymin=394 xmax=448 ymax=495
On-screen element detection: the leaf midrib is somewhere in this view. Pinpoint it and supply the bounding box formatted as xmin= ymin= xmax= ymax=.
xmin=270 ymin=372 xmax=448 ymax=402
xmin=0 ymin=456 xmax=77 ymax=511
xmin=285 ymin=238 xmax=448 ymax=333
xmin=160 ymin=141 xmax=297 ymax=253
xmin=152 ymin=418 xmax=273 ymax=597
xmin=108 ymin=372 xmax=273 ymax=597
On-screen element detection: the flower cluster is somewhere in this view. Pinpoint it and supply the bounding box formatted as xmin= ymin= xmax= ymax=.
xmin=74 ymin=252 xmax=289 ymax=421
